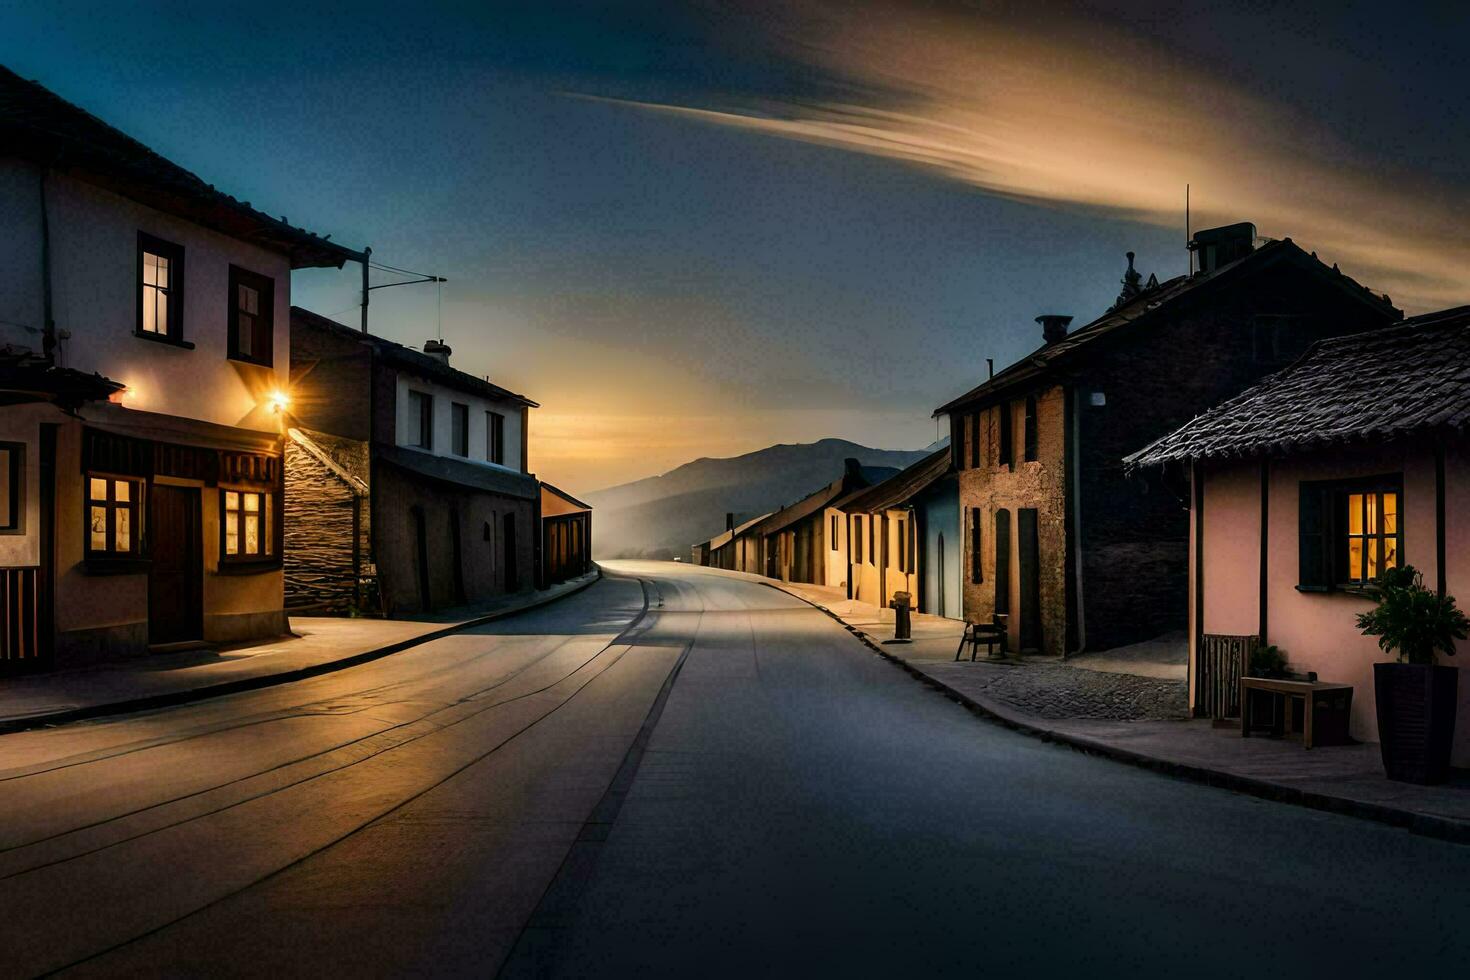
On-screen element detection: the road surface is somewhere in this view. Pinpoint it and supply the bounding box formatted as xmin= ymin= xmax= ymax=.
xmin=1 ymin=561 xmax=1466 ymax=976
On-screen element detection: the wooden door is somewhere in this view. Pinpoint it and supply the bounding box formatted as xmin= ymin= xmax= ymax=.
xmin=148 ymin=485 xmax=202 ymax=644
xmin=1018 ymin=508 xmax=1042 ymax=652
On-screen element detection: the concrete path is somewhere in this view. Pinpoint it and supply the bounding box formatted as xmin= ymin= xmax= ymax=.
xmin=0 ymin=571 xmax=600 ymax=732
xmin=769 ymin=573 xmax=1470 ymax=840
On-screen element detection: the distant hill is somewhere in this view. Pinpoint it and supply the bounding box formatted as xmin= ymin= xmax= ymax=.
xmin=585 ymin=438 xmax=935 ymax=560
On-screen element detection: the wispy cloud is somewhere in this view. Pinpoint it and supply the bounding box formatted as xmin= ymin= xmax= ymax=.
xmin=594 ymin=3 xmax=1467 ymax=311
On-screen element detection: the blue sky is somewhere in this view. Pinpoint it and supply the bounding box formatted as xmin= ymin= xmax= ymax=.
xmin=3 ymin=1 xmax=1465 ymax=489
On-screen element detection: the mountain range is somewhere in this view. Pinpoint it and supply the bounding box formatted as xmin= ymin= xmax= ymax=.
xmin=584 ymin=438 xmax=936 ymax=560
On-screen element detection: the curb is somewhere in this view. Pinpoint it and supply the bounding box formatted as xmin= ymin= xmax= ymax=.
xmin=0 ymin=568 xmax=605 ymax=736
xmin=765 ymin=581 xmax=1470 ymax=845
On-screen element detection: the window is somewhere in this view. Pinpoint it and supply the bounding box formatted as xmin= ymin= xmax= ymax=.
xmin=451 ymin=402 xmax=469 ymax=457
xmin=0 ymin=443 xmax=22 ymax=533
xmin=88 ymin=476 xmax=142 ymax=556
xmin=831 ymin=514 xmax=839 ymax=550
xmin=228 ymin=266 xmax=274 ymax=366
xmin=137 ymin=233 xmax=184 ymax=340
xmin=1023 ymin=396 xmax=1038 ymax=462
xmin=408 ymin=391 xmax=433 ymax=449
xmin=221 ymin=489 xmax=273 ymax=561
xmin=998 ymin=402 xmax=1014 ymax=468
xmin=1299 ymin=475 xmax=1403 ymax=590
xmin=969 ymin=410 xmax=981 ymax=470
xmin=486 ymin=410 xmax=505 ymax=464
xmin=852 ymin=515 xmax=863 ymax=565
xmin=970 ymin=507 xmax=983 ymax=583
xmin=868 ymin=515 xmax=875 ymax=565
xmin=897 ymin=519 xmax=907 ymax=572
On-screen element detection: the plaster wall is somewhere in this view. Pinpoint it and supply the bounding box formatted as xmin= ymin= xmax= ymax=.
xmin=1197 ymin=441 xmax=1469 ymax=761
xmin=0 ymin=402 xmax=59 ymax=568
xmin=394 ymin=373 xmax=526 ymax=473
xmin=2 ymin=172 xmax=292 ymax=432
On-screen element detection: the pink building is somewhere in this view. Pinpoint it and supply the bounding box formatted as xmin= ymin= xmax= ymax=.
xmin=1129 ymin=307 xmax=1470 ymax=765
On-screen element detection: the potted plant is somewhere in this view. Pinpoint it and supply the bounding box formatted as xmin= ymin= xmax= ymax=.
xmin=1249 ymin=644 xmax=1289 ymax=679
xmin=1356 ymin=565 xmax=1468 ymax=784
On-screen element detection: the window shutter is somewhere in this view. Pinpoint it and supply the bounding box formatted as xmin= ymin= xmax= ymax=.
xmin=1298 ymin=482 xmax=1330 ymax=590
xmin=970 ymin=507 xmax=983 ymax=584
xmin=995 ymin=508 xmax=1011 ymax=613
xmin=999 ymin=402 xmax=1014 ymax=467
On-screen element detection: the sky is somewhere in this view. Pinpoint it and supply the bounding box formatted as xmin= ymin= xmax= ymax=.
xmin=2 ymin=1 xmax=1466 ymax=491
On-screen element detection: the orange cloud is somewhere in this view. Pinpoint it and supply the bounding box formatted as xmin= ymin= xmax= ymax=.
xmin=591 ymin=4 xmax=1467 ymax=311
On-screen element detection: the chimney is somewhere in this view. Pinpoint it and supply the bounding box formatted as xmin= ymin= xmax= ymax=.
xmin=726 ymin=512 xmax=735 ymax=531
xmin=423 ymin=339 xmax=452 ymax=364
xmin=1188 ymin=222 xmax=1256 ymax=275
xmin=844 ymin=457 xmax=862 ymax=480
xmin=1037 ymin=314 xmax=1073 ymax=345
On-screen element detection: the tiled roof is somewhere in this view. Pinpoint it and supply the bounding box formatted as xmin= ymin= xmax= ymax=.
xmin=291 ymin=306 xmax=538 ymax=408
xmin=837 ymin=447 xmax=952 ymax=514
xmin=0 ymin=344 xmax=123 ymax=403
xmin=1 ymin=65 xmax=357 ymax=270
xmin=934 ymin=240 xmax=1400 ymax=416
xmin=1127 ymin=305 xmax=1470 ymax=467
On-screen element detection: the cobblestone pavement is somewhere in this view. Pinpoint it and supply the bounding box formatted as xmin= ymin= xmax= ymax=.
xmin=919 ymin=659 xmax=1188 ymax=721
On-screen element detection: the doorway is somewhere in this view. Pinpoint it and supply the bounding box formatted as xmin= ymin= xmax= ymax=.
xmin=148 ymin=485 xmax=202 ymax=645
xmin=1018 ymin=508 xmax=1042 ymax=652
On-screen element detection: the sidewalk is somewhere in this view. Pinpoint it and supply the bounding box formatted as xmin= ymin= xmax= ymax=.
xmin=772 ymin=578 xmax=1470 ymax=843
xmin=0 ymin=569 xmax=601 ymax=734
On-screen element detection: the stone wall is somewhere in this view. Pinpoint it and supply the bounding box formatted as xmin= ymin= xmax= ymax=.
xmin=283 ymin=433 xmax=369 ymax=612
xmin=957 ymin=383 xmax=1069 ymax=656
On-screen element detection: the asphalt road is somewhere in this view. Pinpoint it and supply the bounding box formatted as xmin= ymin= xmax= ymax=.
xmin=1 ymin=561 xmax=1467 ymax=977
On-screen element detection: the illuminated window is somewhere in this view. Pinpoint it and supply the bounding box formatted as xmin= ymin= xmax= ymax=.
xmin=222 ymin=489 xmax=273 ymax=561
xmin=1342 ymin=488 xmax=1401 ymax=585
xmin=87 ymin=476 xmax=142 ymax=556
xmin=137 ymin=233 xmax=183 ymax=339
xmin=0 ymin=443 xmax=21 ymax=533
xmin=228 ymin=266 xmax=274 ymax=366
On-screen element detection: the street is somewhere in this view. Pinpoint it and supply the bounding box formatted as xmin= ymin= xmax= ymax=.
xmin=1 ymin=562 xmax=1467 ymax=977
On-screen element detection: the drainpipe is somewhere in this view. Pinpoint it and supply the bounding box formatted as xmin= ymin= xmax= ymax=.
xmin=1071 ymin=386 xmax=1087 ymax=654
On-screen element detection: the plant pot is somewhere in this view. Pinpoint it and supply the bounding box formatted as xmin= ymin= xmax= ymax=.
xmin=1373 ymin=662 xmax=1459 ymax=784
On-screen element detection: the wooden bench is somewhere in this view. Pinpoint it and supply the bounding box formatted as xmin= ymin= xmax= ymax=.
xmin=1240 ymin=677 xmax=1353 ymax=749
xmin=955 ymin=615 xmax=1008 ymax=662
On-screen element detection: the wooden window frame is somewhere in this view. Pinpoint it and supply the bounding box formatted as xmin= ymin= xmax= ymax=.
xmin=409 ymin=391 xmax=433 ymax=450
xmin=227 ymin=265 xmax=275 ymax=367
xmin=0 ymin=442 xmax=22 ymax=534
xmin=451 ymin=402 xmax=470 ymax=457
xmin=1298 ymin=473 xmax=1404 ymax=592
xmin=219 ymin=487 xmax=277 ymax=565
xmin=136 ymin=232 xmax=189 ymax=347
xmin=86 ymin=474 xmax=144 ymax=558
xmin=487 ymin=410 xmax=505 ymax=464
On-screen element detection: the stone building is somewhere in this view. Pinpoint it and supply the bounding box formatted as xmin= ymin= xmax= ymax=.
xmin=0 ymin=67 xmax=355 ymax=670
xmin=286 ymin=307 xmax=539 ymax=615
xmin=935 ymin=223 xmax=1403 ymax=656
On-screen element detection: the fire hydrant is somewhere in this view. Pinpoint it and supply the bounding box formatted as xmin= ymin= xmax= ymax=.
xmin=889 ymin=591 xmax=912 ymax=643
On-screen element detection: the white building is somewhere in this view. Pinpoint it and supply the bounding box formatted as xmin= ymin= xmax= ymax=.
xmin=0 ymin=65 xmax=356 ymax=668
